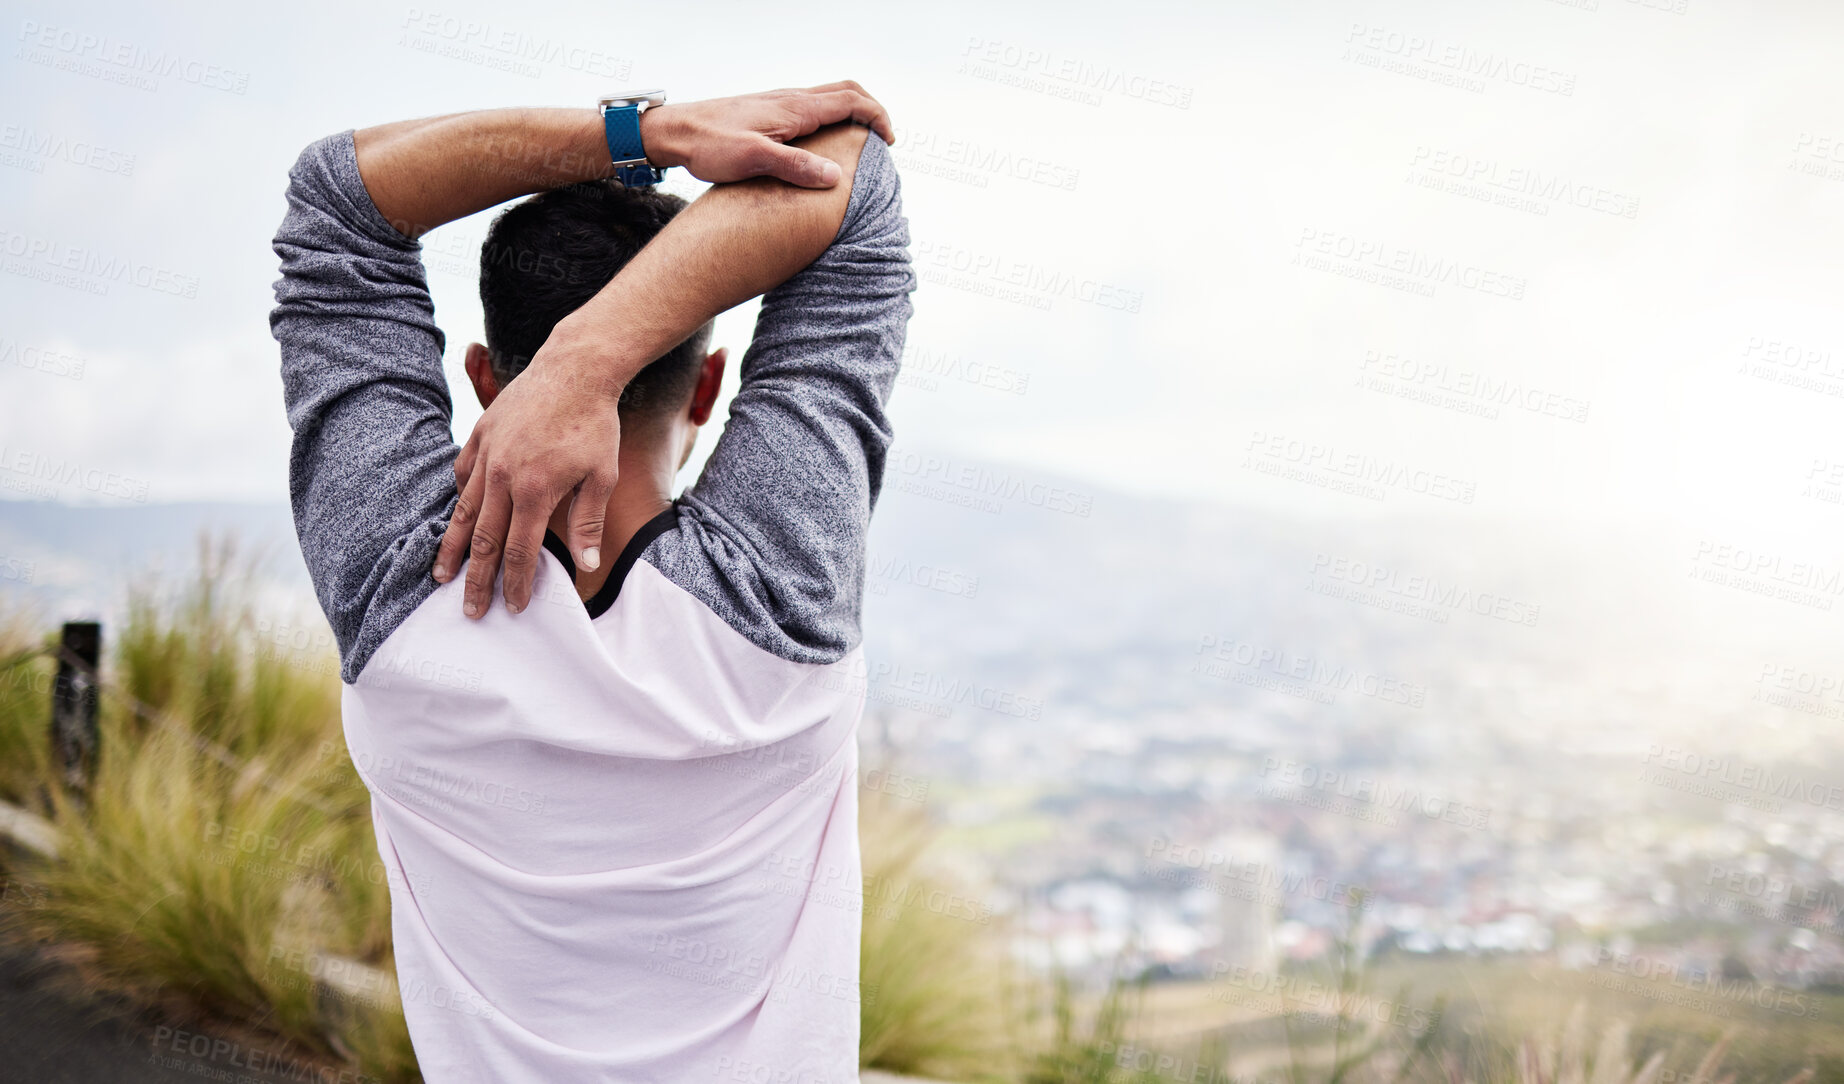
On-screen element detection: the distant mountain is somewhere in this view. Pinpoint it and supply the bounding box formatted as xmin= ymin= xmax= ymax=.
xmin=0 ymin=499 xmax=305 ymax=622
xmin=0 ymin=460 xmax=1740 ymax=749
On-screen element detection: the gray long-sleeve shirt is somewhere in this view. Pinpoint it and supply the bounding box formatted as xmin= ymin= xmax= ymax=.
xmin=270 ymin=128 xmax=916 ymax=683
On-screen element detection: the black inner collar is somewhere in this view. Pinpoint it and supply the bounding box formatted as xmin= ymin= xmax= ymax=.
xmin=540 ymin=502 xmax=681 ymax=619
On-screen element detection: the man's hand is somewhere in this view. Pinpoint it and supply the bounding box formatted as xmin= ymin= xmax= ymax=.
xmin=434 ymin=331 xmax=624 ymax=617
xmin=641 ymin=81 xmax=894 ymax=188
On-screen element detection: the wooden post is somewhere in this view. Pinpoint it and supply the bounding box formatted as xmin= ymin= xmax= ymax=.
xmin=51 ymin=621 xmax=100 ymax=793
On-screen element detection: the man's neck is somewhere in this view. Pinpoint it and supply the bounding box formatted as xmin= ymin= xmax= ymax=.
xmin=545 ymin=452 xmax=678 ymax=601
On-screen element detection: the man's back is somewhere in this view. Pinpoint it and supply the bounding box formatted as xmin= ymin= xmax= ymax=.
xmin=346 ymin=534 xmax=867 ymax=1080
xmin=270 ymin=101 xmax=913 ymax=1082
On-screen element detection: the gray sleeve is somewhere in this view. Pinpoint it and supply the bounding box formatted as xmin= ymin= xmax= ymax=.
xmin=648 ymin=133 xmax=917 ymax=664
xmin=269 ymin=131 xmax=457 ymax=685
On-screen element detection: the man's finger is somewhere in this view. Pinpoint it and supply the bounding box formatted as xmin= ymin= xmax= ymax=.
xmin=462 ymin=481 xmax=514 ymax=619
xmin=435 ymin=469 xmax=485 ymax=583
xmin=804 ymin=82 xmax=893 ymax=142
xmin=836 ymin=90 xmax=893 ymax=144
xmin=499 ymin=492 xmax=551 ymax=615
xmin=806 ymin=79 xmax=871 ymax=99
xmin=567 ymin=470 xmax=617 ymax=573
xmin=753 ymin=140 xmax=841 ymax=187
xmin=452 ymin=437 xmax=479 ymax=492
xmin=798 ymin=89 xmax=894 ymax=144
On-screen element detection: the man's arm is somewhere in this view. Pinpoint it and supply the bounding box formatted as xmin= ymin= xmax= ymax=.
xmin=669 ymin=129 xmax=914 ymax=660
xmin=270 ymin=86 xmax=895 ymax=682
xmin=433 ymin=123 xmax=886 ymax=617
xmin=353 ymin=84 xmax=894 ymax=238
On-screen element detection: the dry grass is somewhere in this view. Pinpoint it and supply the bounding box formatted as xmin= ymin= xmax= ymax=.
xmin=0 ymin=541 xmax=416 ymax=1081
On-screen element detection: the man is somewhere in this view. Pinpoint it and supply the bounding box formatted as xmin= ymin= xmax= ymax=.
xmin=269 ymin=83 xmax=914 ymax=1082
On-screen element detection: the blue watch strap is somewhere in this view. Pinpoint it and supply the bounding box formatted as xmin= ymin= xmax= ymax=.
xmin=616 ymin=162 xmax=665 ymax=187
xmin=602 ymin=103 xmax=663 ymax=187
xmin=602 ymin=103 xmax=645 ymax=161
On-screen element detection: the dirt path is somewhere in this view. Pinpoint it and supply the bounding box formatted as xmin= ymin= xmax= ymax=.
xmin=0 ymin=938 xmax=325 ymax=1084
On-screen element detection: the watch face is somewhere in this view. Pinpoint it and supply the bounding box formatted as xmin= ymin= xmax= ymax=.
xmin=598 ymin=91 xmax=666 ymax=110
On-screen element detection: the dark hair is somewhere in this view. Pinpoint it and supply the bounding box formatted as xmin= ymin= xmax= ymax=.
xmin=479 ymin=180 xmax=712 ymax=420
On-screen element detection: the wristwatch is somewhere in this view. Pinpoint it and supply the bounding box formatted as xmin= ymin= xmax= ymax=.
xmin=598 ymin=91 xmax=667 ymax=187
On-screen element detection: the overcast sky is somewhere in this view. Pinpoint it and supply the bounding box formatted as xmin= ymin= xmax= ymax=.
xmin=4 ymin=0 xmax=1844 ymax=559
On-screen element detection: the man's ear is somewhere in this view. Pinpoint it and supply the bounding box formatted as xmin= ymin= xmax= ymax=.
xmin=688 ymin=347 xmax=728 ymax=426
xmin=464 ymin=343 xmax=500 ymax=409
